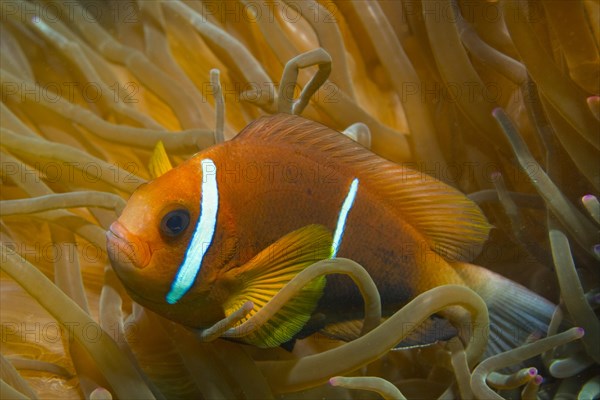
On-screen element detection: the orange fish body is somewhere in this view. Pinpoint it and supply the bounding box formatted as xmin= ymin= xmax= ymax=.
xmin=108 ymin=114 xmax=552 ymax=350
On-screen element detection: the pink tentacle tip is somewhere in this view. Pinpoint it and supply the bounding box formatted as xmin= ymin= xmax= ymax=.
xmin=586 ymin=96 xmax=600 ymax=104
xmin=534 ymin=375 xmax=543 ymax=385
xmin=329 ymin=377 xmax=338 ymax=386
xmin=575 ymin=327 xmax=585 ymax=337
xmin=528 ymin=368 xmax=537 ymax=376
xmin=490 ymin=171 xmax=502 ymax=181
xmin=582 ymin=194 xmax=596 ymax=202
xmin=243 ymin=301 xmax=254 ymax=311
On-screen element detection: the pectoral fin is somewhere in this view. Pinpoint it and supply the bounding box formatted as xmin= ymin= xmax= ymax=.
xmin=223 ymin=224 xmax=333 ymax=347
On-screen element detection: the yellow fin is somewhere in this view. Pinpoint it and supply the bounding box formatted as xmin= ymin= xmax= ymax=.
xmin=236 ymin=114 xmax=491 ymax=261
xmin=148 ymin=140 xmax=173 ymax=179
xmin=223 ymin=224 xmax=332 ymax=347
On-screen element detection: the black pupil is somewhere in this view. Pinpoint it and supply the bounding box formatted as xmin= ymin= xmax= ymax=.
xmin=167 ymin=215 xmax=184 ymax=233
xmin=161 ymin=209 xmax=190 ymax=237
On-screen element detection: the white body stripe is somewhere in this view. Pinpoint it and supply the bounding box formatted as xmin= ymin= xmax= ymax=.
xmin=166 ymin=159 xmax=219 ymax=304
xmin=331 ymin=178 xmax=359 ymax=257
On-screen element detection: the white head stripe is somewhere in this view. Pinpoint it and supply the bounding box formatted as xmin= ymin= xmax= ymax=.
xmin=331 ymin=178 xmax=359 ymax=257
xmin=166 ymin=159 xmax=219 ymax=304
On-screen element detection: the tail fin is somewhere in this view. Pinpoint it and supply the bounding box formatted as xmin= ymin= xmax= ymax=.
xmin=451 ymin=262 xmax=555 ymax=358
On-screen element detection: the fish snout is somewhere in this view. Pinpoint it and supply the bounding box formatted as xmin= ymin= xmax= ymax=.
xmin=106 ymin=221 xmax=151 ymax=270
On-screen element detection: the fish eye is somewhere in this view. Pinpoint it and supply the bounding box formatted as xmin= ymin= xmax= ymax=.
xmin=160 ymin=209 xmax=191 ymax=237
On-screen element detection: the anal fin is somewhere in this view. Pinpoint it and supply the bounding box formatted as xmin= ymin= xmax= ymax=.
xmin=320 ymin=316 xmax=458 ymax=349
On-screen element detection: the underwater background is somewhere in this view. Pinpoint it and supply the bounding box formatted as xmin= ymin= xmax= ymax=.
xmin=1 ymin=0 xmax=599 ymax=399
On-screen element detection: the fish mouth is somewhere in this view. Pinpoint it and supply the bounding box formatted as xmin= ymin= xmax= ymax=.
xmin=106 ymin=222 xmax=187 ymax=308
xmin=106 ymin=221 xmax=151 ymax=269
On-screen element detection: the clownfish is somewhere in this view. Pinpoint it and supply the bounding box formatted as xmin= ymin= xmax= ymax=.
xmin=107 ymin=114 xmax=553 ymax=352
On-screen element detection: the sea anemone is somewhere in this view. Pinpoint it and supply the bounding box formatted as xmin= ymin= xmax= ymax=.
xmin=1 ymin=1 xmax=598 ymax=399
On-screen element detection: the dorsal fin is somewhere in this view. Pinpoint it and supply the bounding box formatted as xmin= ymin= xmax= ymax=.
xmin=148 ymin=140 xmax=173 ymax=179
xmin=234 ymin=114 xmax=491 ymax=261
